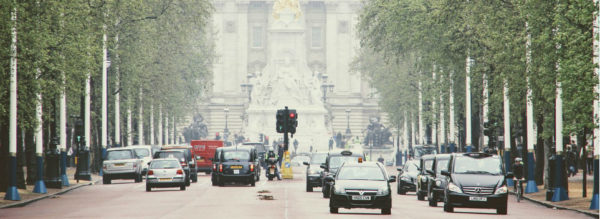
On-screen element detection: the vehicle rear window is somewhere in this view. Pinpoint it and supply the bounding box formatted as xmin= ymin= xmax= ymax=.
xmin=150 ymin=160 xmax=180 ymax=169
xmin=156 ymin=152 xmax=185 ymax=161
xmin=134 ymin=148 xmax=150 ymax=158
xmin=337 ymin=166 xmax=385 ymax=181
xmin=415 ymin=147 xmax=436 ymax=158
xmin=405 ymin=161 xmax=419 ymax=172
xmin=222 ymin=151 xmax=250 ymax=161
xmin=311 ymin=153 xmax=327 ymax=164
xmin=424 ymin=160 xmax=433 ymax=172
xmin=106 ymin=150 xmax=133 ymax=160
xmin=454 ymin=156 xmax=502 ymax=175
xmin=329 ymin=156 xmax=361 ymax=169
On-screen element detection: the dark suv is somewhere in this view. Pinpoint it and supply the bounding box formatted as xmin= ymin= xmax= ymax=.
xmin=320 ymin=150 xmax=365 ymax=198
xmin=416 ymin=154 xmax=435 ymax=201
xmin=426 ymin=154 xmax=450 ymax=207
xmin=441 ymin=153 xmax=512 ymax=214
xmin=304 ymin=152 xmax=328 ymax=192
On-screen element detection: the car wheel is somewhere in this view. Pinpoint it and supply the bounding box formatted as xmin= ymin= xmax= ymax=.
xmin=185 ymin=176 xmax=191 ymax=186
xmin=211 ymin=177 xmax=217 ymax=186
xmin=428 ymin=191 xmax=437 ymax=207
xmin=180 ymin=185 xmax=186 ymax=191
xmin=268 ymin=176 xmax=273 ymax=181
xmin=443 ymin=201 xmax=454 ymax=213
xmin=146 ymin=185 xmax=151 ymax=192
xmin=192 ymin=173 xmax=198 ymax=183
xmin=497 ymin=205 xmax=507 ymax=215
xmin=381 ymin=208 xmax=391 ymax=215
xmin=329 ymin=207 xmax=338 ymax=214
xmin=135 ymin=174 xmax=142 ymax=183
xmin=417 ymin=191 xmax=425 ymax=201
xmin=251 ymin=177 xmax=256 ymax=187
xmin=306 ymin=182 xmax=313 ymax=192
xmin=219 ymin=178 xmax=225 ymax=187
xmin=103 ymin=175 xmax=111 ymax=184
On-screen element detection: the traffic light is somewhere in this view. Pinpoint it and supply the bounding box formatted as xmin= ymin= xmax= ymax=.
xmin=288 ymin=110 xmax=298 ymax=135
xmin=276 ymin=109 xmax=287 ymax=133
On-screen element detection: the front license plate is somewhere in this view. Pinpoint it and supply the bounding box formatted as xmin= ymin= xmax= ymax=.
xmin=352 ymin=195 xmax=371 ymax=201
xmin=469 ymin=196 xmax=487 ymax=202
xmin=233 ymin=170 xmax=240 ymax=174
xmin=159 ymin=178 xmax=171 ymax=182
xmin=231 ymin=165 xmax=243 ymax=169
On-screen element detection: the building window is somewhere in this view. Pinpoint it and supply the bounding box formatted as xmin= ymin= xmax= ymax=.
xmin=311 ymin=26 xmax=322 ymax=48
xmin=225 ymin=21 xmax=236 ymax=33
xmin=252 ymin=26 xmax=263 ymax=48
xmin=338 ymin=21 xmax=348 ymax=34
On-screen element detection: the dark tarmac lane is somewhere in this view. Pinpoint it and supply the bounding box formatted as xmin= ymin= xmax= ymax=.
xmin=0 ymin=168 xmax=593 ymax=219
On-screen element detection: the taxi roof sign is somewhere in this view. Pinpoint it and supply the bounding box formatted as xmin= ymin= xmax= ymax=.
xmin=341 ymin=150 xmax=353 ymax=156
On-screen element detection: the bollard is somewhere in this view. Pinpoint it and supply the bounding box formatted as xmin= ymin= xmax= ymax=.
xmin=44 ymin=147 xmax=62 ymax=189
xmin=75 ymin=147 xmax=92 ymax=181
xmin=33 ymin=155 xmax=47 ymax=194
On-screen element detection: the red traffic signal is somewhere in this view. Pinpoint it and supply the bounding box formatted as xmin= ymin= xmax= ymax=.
xmin=289 ymin=113 xmax=295 ymax=118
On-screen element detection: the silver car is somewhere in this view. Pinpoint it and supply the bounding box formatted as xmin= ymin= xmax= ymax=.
xmin=103 ymin=148 xmax=143 ymax=184
xmin=146 ymin=158 xmax=187 ymax=191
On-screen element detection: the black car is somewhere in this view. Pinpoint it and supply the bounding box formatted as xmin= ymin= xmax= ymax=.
xmin=328 ymin=161 xmax=396 ymax=215
xmin=211 ymin=148 xmax=223 ymax=186
xmin=321 ymin=150 xmax=366 ymax=198
xmin=416 ymin=154 xmax=436 ymax=200
xmin=442 ymin=153 xmax=512 ymax=214
xmin=153 ymin=150 xmax=191 ymax=186
xmin=397 ymin=159 xmax=419 ymax=195
xmin=303 ymin=152 xmax=328 ymax=192
xmin=214 ymin=147 xmax=258 ymax=186
xmin=426 ymin=154 xmax=451 ymax=207
xmin=242 ymin=142 xmax=267 ymax=168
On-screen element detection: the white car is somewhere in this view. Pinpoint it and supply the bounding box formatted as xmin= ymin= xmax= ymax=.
xmin=103 ymin=148 xmax=143 ymax=184
xmin=130 ymin=145 xmax=153 ymax=174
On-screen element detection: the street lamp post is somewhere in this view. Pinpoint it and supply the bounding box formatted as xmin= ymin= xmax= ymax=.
xmin=345 ymin=109 xmax=351 ymax=136
xmin=320 ymin=74 xmax=334 ymax=103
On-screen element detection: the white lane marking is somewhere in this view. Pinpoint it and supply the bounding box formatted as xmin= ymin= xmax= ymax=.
xmin=285 ymin=185 xmax=289 ymax=219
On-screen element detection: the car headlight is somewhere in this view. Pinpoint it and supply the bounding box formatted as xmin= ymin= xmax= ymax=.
xmin=377 ymin=186 xmax=390 ymax=195
xmin=400 ymin=176 xmax=410 ymax=181
xmin=448 ymin=182 xmax=462 ymax=193
xmin=435 ymin=180 xmax=441 ymax=187
xmin=334 ymin=186 xmax=345 ymax=195
xmin=307 ymin=169 xmax=320 ymax=175
xmin=495 ymin=185 xmax=508 ymax=194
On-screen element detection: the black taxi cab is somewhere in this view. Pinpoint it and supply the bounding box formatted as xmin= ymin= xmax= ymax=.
xmin=328 ymin=160 xmax=396 ymax=214
xmin=320 ymin=149 xmax=366 ymax=198
xmin=214 ymin=146 xmax=259 ymax=187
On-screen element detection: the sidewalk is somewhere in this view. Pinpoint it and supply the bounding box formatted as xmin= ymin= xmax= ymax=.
xmin=514 ymin=172 xmax=598 ymax=217
xmin=0 ymin=167 xmax=101 ymax=208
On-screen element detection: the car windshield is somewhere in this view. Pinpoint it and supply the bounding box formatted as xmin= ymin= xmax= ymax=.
xmin=156 ymin=152 xmax=185 ymax=161
xmin=329 ymin=156 xmax=360 ymax=169
xmin=243 ymin=143 xmax=265 ymax=153
xmin=106 ymin=150 xmax=133 ymax=160
xmin=454 ymin=156 xmax=503 ymax=175
xmin=337 ymin=166 xmax=385 ymax=181
xmin=134 ymin=148 xmax=150 ymax=158
xmin=150 ymin=160 xmax=180 ymax=169
xmin=424 ymin=160 xmax=433 ymax=172
xmin=223 ymin=151 xmax=250 ymax=161
xmin=405 ymin=161 xmax=419 ymax=172
xmin=436 ymin=159 xmax=449 ymax=174
xmin=311 ymin=153 xmax=327 ymax=164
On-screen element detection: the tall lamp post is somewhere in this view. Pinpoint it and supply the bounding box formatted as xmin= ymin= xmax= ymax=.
xmin=321 ymin=74 xmax=334 ymax=103
xmin=345 ymin=109 xmax=351 ymax=136
xmin=224 ymin=107 xmax=229 ymax=143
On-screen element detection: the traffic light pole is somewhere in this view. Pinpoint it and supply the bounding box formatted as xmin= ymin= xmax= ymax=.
xmin=284 ymin=132 xmax=289 ymax=152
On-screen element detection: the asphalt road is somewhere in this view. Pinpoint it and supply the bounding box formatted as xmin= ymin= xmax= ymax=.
xmin=0 ymin=167 xmax=593 ymax=219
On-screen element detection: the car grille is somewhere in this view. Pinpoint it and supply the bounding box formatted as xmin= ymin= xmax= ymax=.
xmin=462 ymin=186 xmax=495 ymax=195
xmin=345 ymin=189 xmax=378 ymax=195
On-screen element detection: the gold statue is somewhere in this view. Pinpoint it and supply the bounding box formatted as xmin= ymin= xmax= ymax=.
xmin=272 ymin=0 xmax=302 ymax=20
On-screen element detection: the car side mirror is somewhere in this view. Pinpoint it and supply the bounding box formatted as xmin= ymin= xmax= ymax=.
xmin=388 ymin=175 xmax=397 ymax=183
xmin=396 ymin=167 xmax=402 ymax=171
xmin=505 ymin=172 xmax=514 ymax=179
xmin=426 ymin=170 xmax=435 ymax=176
xmin=441 ymin=170 xmax=450 ymax=177
xmin=320 ymin=164 xmax=327 ymax=169
xmin=189 ymin=161 xmax=194 ymax=165
xmin=325 ymin=175 xmax=334 ymax=182
xmin=196 ymin=156 xmax=201 ymax=160
xmin=303 ymin=161 xmax=309 ymax=166
xmin=147 ymin=162 xmax=151 ymax=166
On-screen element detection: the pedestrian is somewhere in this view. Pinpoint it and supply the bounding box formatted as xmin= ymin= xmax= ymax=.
xmin=310 ymin=145 xmax=313 ymax=153
xmin=566 ymin=145 xmax=576 ymax=177
xmin=329 ymin=137 xmax=334 ymax=151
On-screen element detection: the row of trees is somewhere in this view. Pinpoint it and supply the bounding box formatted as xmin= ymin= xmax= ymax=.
xmin=354 ymin=0 xmax=596 ymax=188
xmin=0 ymin=1 xmax=214 ymax=191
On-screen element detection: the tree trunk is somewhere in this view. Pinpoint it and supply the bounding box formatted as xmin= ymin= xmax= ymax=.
xmin=16 ymin=127 xmax=26 ymax=189
xmin=0 ymin=124 xmax=9 ymax=192
xmin=535 ymin=116 xmax=545 ymax=186
xmin=25 ymin=128 xmax=36 ymax=185
xmin=543 ymin=136 xmax=552 ymax=189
